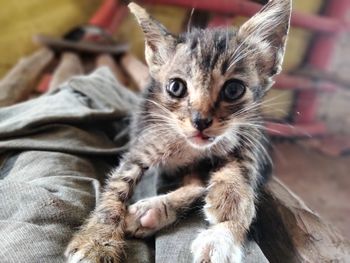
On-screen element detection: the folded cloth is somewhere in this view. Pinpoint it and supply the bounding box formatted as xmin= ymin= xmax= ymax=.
xmin=0 ymin=67 xmax=267 ymax=263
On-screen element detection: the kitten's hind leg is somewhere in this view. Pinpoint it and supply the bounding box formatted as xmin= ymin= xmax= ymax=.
xmin=125 ymin=181 xmax=205 ymax=238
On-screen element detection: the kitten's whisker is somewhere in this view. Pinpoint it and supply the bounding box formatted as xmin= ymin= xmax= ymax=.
xmin=139 ymin=114 xmax=175 ymax=124
xmin=230 ymin=95 xmax=290 ymax=119
xmin=187 ymin=8 xmax=195 ymax=34
xmin=230 ymin=103 xmax=262 ymax=119
xmin=140 ymin=127 xmax=170 ymax=136
xmin=137 ymin=116 xmax=172 ymax=125
xmin=270 ymin=121 xmax=312 ymax=138
xmin=233 ymin=122 xmax=283 ymax=135
xmin=138 ymin=108 xmax=188 ymax=137
xmin=232 ymin=128 xmax=272 ymax=165
xmin=145 ymin=99 xmax=175 ymax=117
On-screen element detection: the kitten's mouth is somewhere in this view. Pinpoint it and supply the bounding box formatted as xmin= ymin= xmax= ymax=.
xmin=188 ymin=132 xmax=215 ymax=146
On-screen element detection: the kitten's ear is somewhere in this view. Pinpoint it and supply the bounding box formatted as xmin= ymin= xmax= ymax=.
xmin=237 ymin=0 xmax=291 ymax=76
xmin=128 ymin=2 xmax=176 ymax=75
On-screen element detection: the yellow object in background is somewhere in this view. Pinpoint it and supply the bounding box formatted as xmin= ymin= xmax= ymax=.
xmin=283 ymin=0 xmax=325 ymax=72
xmin=293 ymin=0 xmax=324 ymax=13
xmin=0 ymin=0 xmax=101 ymax=78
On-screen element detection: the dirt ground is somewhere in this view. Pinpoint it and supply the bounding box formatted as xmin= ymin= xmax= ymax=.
xmin=272 ymin=141 xmax=350 ymax=240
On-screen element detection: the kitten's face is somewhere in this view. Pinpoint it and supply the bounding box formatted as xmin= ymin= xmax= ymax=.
xmin=151 ymin=29 xmax=266 ymax=148
xmin=129 ymin=0 xmax=291 ymax=149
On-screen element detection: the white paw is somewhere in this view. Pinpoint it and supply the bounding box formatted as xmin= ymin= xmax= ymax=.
xmin=191 ymin=227 xmax=242 ymax=263
xmin=125 ymin=196 xmax=176 ymax=238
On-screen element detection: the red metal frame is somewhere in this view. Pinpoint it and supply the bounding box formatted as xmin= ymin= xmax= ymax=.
xmin=89 ymin=0 xmax=128 ymax=34
xmin=309 ymin=0 xmax=350 ymax=70
xmin=275 ymin=74 xmax=338 ymax=92
xmin=294 ymin=90 xmax=319 ymax=124
xmin=290 ymin=0 xmax=350 ymax=137
xmin=89 ymin=0 xmax=120 ymax=30
xmin=208 ymin=15 xmax=232 ymax=28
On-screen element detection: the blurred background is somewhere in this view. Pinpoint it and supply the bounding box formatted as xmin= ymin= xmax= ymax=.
xmin=0 ymin=0 xmax=349 ymax=240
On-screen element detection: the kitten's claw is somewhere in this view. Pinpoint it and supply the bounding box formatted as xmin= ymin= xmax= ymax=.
xmin=65 ymin=224 xmax=124 ymax=263
xmin=125 ymin=196 xmax=176 ymax=238
xmin=191 ymin=227 xmax=242 ymax=263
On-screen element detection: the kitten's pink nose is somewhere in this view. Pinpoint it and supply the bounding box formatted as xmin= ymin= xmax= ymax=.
xmin=191 ymin=111 xmax=213 ymax=131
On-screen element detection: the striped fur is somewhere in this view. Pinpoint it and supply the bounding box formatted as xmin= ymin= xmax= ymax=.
xmin=65 ymin=1 xmax=291 ymax=262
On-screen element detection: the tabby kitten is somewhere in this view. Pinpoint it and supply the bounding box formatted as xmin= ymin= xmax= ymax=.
xmin=66 ymin=0 xmax=291 ymax=262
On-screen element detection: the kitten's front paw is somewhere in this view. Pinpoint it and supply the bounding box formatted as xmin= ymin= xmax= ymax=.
xmin=65 ymin=224 xmax=125 ymax=263
xmin=125 ymin=196 xmax=176 ymax=238
xmin=191 ymin=227 xmax=242 ymax=263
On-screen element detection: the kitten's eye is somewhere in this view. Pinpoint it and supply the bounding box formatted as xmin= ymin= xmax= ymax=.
xmin=222 ymin=79 xmax=246 ymax=101
xmin=166 ymin=78 xmax=187 ymax=98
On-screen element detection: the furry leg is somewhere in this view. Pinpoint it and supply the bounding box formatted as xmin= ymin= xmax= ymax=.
xmin=65 ymin=160 xmax=144 ymax=263
xmin=191 ymin=161 xmax=256 ymax=263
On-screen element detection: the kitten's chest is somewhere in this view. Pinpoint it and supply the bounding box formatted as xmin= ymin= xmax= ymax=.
xmin=159 ymin=141 xmax=202 ymax=169
xmin=133 ymin=132 xmax=202 ymax=169
xmin=159 ymin=149 xmax=229 ymax=182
